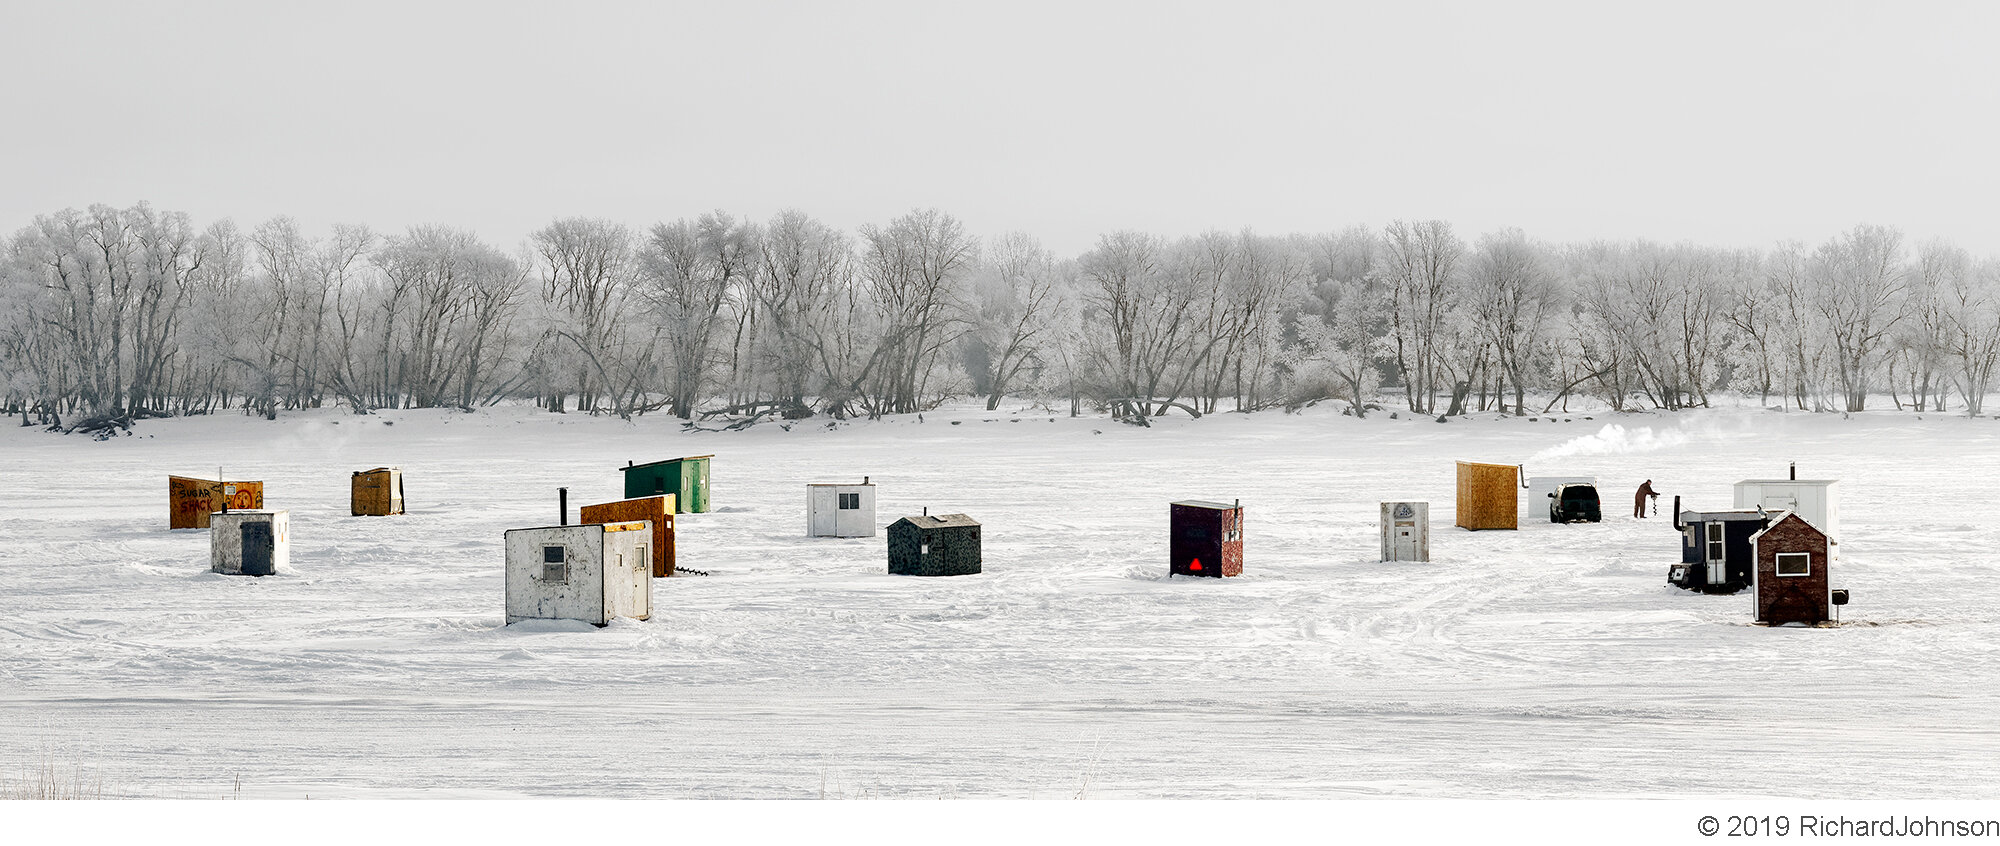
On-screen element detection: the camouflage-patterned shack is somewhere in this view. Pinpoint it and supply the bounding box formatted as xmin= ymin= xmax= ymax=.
xmin=887 ymin=513 xmax=982 ymax=577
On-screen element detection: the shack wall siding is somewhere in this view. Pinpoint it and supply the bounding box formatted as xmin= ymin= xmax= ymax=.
xmin=579 ymin=495 xmax=676 ymax=577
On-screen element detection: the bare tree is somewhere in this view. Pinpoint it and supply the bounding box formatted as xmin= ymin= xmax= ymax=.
xmin=1378 ymin=220 xmax=1464 ymax=414
xmin=531 ymin=217 xmax=633 ymax=414
xmin=1810 ymin=224 xmax=1907 ymax=412
xmin=855 ymin=208 xmax=977 ymax=416
xmin=968 ymin=233 xmax=1066 ymax=410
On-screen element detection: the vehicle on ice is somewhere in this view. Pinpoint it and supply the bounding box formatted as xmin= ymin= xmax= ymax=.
xmin=1546 ymin=483 xmax=1601 ymax=523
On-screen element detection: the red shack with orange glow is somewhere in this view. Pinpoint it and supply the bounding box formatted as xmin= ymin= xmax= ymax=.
xmin=1170 ymin=500 xmax=1243 ymax=577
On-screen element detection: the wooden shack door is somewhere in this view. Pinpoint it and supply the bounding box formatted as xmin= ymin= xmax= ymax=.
xmin=241 ymin=522 xmax=274 ymax=576
xmin=810 ymin=488 xmax=837 ymax=535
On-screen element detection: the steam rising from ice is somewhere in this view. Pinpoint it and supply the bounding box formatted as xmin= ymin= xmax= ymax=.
xmin=1530 ymin=423 xmax=1690 ymax=462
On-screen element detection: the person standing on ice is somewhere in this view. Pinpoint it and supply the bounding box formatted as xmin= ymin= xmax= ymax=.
xmin=1634 ymin=480 xmax=1658 ymax=518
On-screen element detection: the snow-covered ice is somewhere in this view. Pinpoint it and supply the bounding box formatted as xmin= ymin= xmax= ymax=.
xmin=2 ymin=403 xmax=1996 ymax=798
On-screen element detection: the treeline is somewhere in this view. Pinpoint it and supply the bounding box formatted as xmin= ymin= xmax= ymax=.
xmin=5 ymin=203 xmax=1999 ymax=428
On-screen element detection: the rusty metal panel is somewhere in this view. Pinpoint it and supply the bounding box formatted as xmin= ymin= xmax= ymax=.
xmin=580 ymin=495 xmax=675 ymax=577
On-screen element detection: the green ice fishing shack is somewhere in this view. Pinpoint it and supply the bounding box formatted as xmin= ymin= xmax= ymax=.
xmin=620 ymin=455 xmax=712 ymax=513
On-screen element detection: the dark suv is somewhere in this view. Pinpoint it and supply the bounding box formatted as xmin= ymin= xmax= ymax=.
xmin=1548 ymin=483 xmax=1601 ymax=523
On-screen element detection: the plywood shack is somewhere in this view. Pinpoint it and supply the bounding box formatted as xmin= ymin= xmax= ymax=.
xmin=169 ymin=475 xmax=265 ymax=529
xmin=504 ymin=521 xmax=652 ymax=626
xmin=808 ymin=478 xmax=876 ymax=538
xmin=579 ymin=495 xmax=676 ymax=577
xmin=621 ymin=456 xmax=712 ymax=513
xmin=1170 ymin=500 xmax=1243 ymax=577
xmin=210 ymin=510 xmax=290 ymax=576
xmin=1750 ymin=511 xmax=1833 ymax=626
xmin=1455 ymin=461 xmax=1520 ymax=530
xmin=351 ymin=467 xmax=405 ymax=516
xmin=887 ymin=514 xmax=982 ymax=576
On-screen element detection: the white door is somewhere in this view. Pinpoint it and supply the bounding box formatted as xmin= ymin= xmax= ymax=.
xmin=1705 ymin=522 xmax=1726 ymax=584
xmin=809 ymin=488 xmax=837 ymax=536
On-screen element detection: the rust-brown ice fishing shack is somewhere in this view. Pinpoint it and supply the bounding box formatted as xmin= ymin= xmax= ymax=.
xmin=579 ymin=494 xmax=677 ymax=578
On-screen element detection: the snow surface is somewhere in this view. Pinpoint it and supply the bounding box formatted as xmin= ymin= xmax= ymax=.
xmin=2 ymin=402 xmax=1997 ymax=798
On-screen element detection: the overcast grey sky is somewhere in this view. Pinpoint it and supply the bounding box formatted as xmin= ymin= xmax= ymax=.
xmin=4 ymin=0 xmax=1996 ymax=256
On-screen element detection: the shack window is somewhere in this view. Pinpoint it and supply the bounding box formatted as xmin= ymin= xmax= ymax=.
xmin=542 ymin=545 xmax=567 ymax=582
xmin=920 ymin=541 xmax=931 ymax=555
xmin=1776 ymin=552 xmax=1810 ymax=577
xmin=839 ymin=493 xmax=860 ymax=510
xmin=1705 ymin=522 xmax=1724 ymax=562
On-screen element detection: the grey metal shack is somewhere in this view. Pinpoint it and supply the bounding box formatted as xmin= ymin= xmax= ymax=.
xmin=887 ymin=513 xmax=982 ymax=576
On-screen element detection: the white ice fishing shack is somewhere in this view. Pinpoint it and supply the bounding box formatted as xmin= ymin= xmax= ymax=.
xmin=1380 ymin=501 xmax=1430 ymax=562
xmin=807 ymin=477 xmax=876 ymax=538
xmin=211 ymin=510 xmax=290 ymax=576
xmin=504 ymin=521 xmax=652 ymax=626
xmin=1734 ymin=471 xmax=1838 ymax=557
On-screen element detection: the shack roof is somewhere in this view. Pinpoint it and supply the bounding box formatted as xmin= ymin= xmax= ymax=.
xmin=504 ymin=521 xmax=648 ymax=535
xmin=621 ymin=455 xmax=715 ymax=472
xmin=1172 ymin=500 xmax=1239 ymax=511
xmin=1680 ymin=508 xmax=1770 ymax=523
xmin=1736 ymin=479 xmax=1839 ymax=486
xmin=891 ymin=513 xmax=979 ymax=529
xmin=1749 ymin=510 xmax=1829 ymax=543
xmin=807 ymin=480 xmax=874 ymax=487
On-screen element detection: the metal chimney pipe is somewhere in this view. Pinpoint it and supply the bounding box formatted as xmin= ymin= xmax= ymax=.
xmin=1790 ymin=462 xmax=1796 ymax=480
xmin=559 ymin=487 xmax=569 ymax=526
xmin=1672 ymin=496 xmax=1683 ymax=530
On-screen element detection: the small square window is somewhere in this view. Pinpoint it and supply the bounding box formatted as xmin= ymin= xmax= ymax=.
xmin=542 ymin=563 xmax=567 ymax=582
xmin=839 ymin=493 xmax=860 ymax=510
xmin=543 ymin=546 xmax=565 ymax=564
xmin=1775 ymin=552 xmax=1810 ymax=577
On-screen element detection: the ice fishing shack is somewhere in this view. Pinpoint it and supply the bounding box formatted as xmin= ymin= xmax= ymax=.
xmin=1381 ymin=501 xmax=1430 ymax=562
xmin=1670 ymin=499 xmax=1770 ymax=594
xmin=1455 ymin=461 xmax=1520 ymax=530
xmin=807 ymin=478 xmax=876 ymax=538
xmin=211 ymin=510 xmax=290 ymax=576
xmin=1734 ymin=473 xmax=1838 ymax=558
xmin=504 ymin=520 xmax=653 ymax=625
xmin=350 ymin=467 xmax=405 ymax=516
xmin=887 ymin=512 xmax=982 ymax=577
xmin=579 ymin=495 xmax=676 ymax=578
xmin=1170 ymin=500 xmax=1243 ymax=577
xmin=169 ymin=475 xmax=264 ymax=529
xmin=620 ymin=456 xmax=711 ymax=513
xmin=1750 ymin=511 xmax=1840 ymax=626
